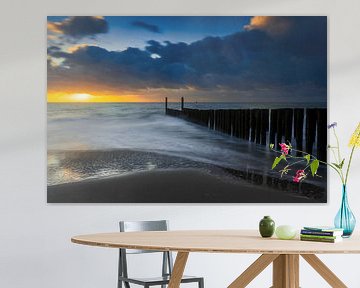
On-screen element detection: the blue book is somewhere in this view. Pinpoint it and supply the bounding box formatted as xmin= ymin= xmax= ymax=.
xmin=302 ymin=226 xmax=343 ymax=236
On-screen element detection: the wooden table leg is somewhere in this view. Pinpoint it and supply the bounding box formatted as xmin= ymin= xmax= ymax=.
xmin=272 ymin=254 xmax=299 ymax=288
xmin=228 ymin=254 xmax=279 ymax=288
xmin=229 ymin=253 xmax=347 ymax=288
xmin=288 ymin=255 xmax=299 ymax=288
xmin=301 ymin=254 xmax=347 ymax=288
xmin=168 ymin=252 xmax=189 ymax=288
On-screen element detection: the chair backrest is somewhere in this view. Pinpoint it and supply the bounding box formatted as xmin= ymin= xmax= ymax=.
xmin=118 ymin=220 xmax=173 ymax=282
xmin=120 ymin=220 xmax=168 ymax=232
xmin=119 ymin=220 xmax=169 ymax=254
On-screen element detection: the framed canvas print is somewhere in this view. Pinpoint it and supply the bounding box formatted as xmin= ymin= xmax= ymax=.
xmin=47 ymin=16 xmax=327 ymax=203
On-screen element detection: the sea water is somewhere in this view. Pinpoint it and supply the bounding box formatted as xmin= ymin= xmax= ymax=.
xmin=47 ymin=102 xmax=325 ymax=186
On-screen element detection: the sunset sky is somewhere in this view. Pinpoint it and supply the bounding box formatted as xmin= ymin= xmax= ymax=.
xmin=47 ymin=16 xmax=327 ymax=103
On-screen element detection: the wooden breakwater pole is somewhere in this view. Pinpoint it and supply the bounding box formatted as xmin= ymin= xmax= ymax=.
xmin=165 ymin=98 xmax=327 ymax=161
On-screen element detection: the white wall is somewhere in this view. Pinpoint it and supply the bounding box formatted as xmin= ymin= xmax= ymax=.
xmin=1 ymin=0 xmax=360 ymax=287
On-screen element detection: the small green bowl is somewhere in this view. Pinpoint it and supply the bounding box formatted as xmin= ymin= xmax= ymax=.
xmin=275 ymin=225 xmax=297 ymax=240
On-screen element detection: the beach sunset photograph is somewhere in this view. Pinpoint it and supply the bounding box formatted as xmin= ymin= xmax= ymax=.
xmin=47 ymin=16 xmax=327 ymax=203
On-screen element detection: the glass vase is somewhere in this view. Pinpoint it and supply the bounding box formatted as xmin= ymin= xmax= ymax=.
xmin=334 ymin=185 xmax=356 ymax=237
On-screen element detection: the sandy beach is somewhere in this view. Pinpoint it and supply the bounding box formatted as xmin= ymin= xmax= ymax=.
xmin=47 ymin=168 xmax=324 ymax=203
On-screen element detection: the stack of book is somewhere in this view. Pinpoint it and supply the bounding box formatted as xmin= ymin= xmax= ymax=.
xmin=300 ymin=226 xmax=344 ymax=243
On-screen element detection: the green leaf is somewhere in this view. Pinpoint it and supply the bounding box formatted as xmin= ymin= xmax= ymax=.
xmin=272 ymin=157 xmax=281 ymax=169
xmin=310 ymin=159 xmax=320 ymax=176
xmin=304 ymin=154 xmax=310 ymax=164
xmin=269 ymin=144 xmax=274 ymax=149
xmin=271 ymin=154 xmax=286 ymax=169
xmin=339 ymin=159 xmax=345 ymax=169
xmin=332 ymin=162 xmax=341 ymax=169
xmin=332 ymin=159 xmax=345 ymax=169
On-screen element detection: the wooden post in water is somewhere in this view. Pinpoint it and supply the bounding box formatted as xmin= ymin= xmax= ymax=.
xmin=305 ymin=109 xmax=317 ymax=155
xmin=255 ymin=109 xmax=261 ymax=144
xmin=241 ymin=110 xmax=246 ymax=139
xmin=245 ymin=109 xmax=250 ymax=141
xmin=269 ymin=109 xmax=278 ymax=146
xmin=294 ymin=108 xmax=304 ymax=155
xmin=210 ymin=110 xmax=215 ymax=130
xmin=239 ymin=110 xmax=244 ymax=138
xmin=164 ymin=103 xmax=324 ymax=158
xmin=260 ymin=109 xmax=269 ymax=145
xmin=317 ymin=109 xmax=327 ymax=161
xmin=214 ymin=110 xmax=219 ymax=131
xmin=276 ymin=109 xmax=285 ymax=145
xmin=250 ymin=110 xmax=256 ymax=142
xmin=284 ymin=109 xmax=293 ymax=143
xmin=234 ymin=110 xmax=240 ymax=138
xmin=220 ymin=110 xmax=224 ymax=133
xmin=229 ymin=110 xmax=234 ymax=136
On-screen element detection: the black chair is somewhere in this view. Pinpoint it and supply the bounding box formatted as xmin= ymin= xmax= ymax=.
xmin=118 ymin=220 xmax=204 ymax=288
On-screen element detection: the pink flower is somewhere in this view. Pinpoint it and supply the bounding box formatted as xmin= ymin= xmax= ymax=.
xmin=279 ymin=143 xmax=289 ymax=155
xmin=296 ymin=169 xmax=305 ymax=175
xmin=293 ymin=170 xmax=306 ymax=183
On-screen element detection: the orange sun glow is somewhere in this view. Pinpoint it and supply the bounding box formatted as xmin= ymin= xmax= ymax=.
xmin=47 ymin=92 xmax=150 ymax=103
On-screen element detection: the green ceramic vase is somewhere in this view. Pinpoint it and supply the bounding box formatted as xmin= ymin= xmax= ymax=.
xmin=259 ymin=216 xmax=275 ymax=238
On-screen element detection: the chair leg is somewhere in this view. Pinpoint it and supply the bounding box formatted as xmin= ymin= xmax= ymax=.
xmin=198 ymin=278 xmax=204 ymax=288
xmin=118 ymin=250 xmax=122 ymax=288
xmin=124 ymin=282 xmax=130 ymax=288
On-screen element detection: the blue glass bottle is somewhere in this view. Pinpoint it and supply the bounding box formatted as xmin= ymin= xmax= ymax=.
xmin=334 ymin=185 xmax=356 ymax=237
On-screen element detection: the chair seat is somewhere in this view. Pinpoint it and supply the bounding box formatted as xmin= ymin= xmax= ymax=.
xmin=119 ymin=274 xmax=203 ymax=286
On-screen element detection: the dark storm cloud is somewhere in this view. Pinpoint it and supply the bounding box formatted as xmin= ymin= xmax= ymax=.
xmin=131 ymin=21 xmax=161 ymax=33
xmin=48 ymin=16 xmax=109 ymax=38
xmin=48 ymin=16 xmax=327 ymax=101
xmin=47 ymin=46 xmax=61 ymax=54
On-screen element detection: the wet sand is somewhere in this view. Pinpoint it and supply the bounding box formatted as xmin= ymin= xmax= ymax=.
xmin=48 ymin=168 xmax=322 ymax=203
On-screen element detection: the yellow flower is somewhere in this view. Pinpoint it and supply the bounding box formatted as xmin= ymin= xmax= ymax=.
xmin=349 ymin=122 xmax=360 ymax=147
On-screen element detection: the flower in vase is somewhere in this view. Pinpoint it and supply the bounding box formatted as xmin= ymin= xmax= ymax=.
xmin=349 ymin=123 xmax=360 ymax=147
xmin=328 ymin=122 xmax=337 ymax=129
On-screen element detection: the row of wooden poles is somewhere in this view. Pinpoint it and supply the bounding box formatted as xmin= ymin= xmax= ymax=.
xmin=165 ymin=97 xmax=327 ymax=161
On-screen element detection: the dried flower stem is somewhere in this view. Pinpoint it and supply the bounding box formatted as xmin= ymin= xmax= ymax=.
xmin=345 ymin=128 xmax=360 ymax=185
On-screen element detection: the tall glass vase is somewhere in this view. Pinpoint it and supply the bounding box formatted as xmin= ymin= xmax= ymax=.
xmin=334 ymin=185 xmax=356 ymax=237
